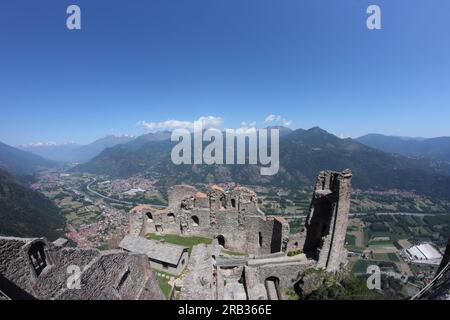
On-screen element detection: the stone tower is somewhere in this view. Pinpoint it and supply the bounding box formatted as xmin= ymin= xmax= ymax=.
xmin=302 ymin=170 xmax=352 ymax=273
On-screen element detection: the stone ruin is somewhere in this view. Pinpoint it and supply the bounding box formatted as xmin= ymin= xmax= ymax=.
xmin=129 ymin=184 xmax=291 ymax=256
xmin=244 ymin=170 xmax=353 ymax=299
xmin=302 ymin=169 xmax=353 ymax=273
xmin=0 ymin=236 xmax=164 ymax=300
xmin=129 ymin=170 xmax=353 ymax=300
xmin=0 ymin=170 xmax=353 ymax=300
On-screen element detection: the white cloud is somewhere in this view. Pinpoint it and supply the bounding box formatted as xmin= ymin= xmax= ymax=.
xmin=264 ymin=114 xmax=279 ymax=123
xmin=233 ymin=125 xmax=258 ymax=135
xmin=137 ymin=116 xmax=224 ymax=131
xmin=240 ymin=121 xmax=257 ymax=127
xmin=264 ymin=114 xmax=292 ymax=127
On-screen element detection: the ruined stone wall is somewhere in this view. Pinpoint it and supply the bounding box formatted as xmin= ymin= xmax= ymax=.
xmin=248 ymin=263 xmax=310 ymax=288
xmin=0 ymin=236 xmax=164 ymax=300
xmin=245 ymin=258 xmax=314 ymax=300
xmin=214 ymin=210 xmax=248 ymax=252
xmin=168 ymin=185 xmax=197 ymax=210
xmin=301 ymin=170 xmax=352 ymax=273
xmin=180 ymin=244 xmax=222 ymax=300
xmin=286 ymin=233 xmax=305 ymax=251
xmin=128 ymin=205 xmax=149 ymax=236
xmin=244 ymin=217 xmax=274 ymax=255
xmin=131 ymin=184 xmax=291 ymax=256
xmin=323 ymin=170 xmax=352 ymax=273
xmin=0 ymin=237 xmax=41 ymax=296
xmin=57 ymin=251 xmax=163 ymax=300
xmin=34 ymin=247 xmax=101 ymax=299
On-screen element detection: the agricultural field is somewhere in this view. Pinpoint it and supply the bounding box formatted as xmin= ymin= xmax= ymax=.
xmin=350 ymin=192 xmax=450 ymax=214
xmin=359 ymin=214 xmax=450 ymax=248
xmin=345 ymin=212 xmax=450 ymax=297
xmin=258 ymin=186 xmax=312 ymax=215
xmin=44 ymin=189 xmax=103 ymax=228
xmin=349 ymin=259 xmax=400 ymax=274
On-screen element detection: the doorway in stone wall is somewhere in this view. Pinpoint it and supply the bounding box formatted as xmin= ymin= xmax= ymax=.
xmin=191 ymin=215 xmax=199 ymax=227
xmin=265 ymin=276 xmax=280 ymax=300
xmin=217 ymin=235 xmax=226 ymax=248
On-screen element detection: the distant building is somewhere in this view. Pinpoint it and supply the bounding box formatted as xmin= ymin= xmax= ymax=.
xmin=119 ymin=234 xmax=189 ymax=275
xmin=404 ymin=243 xmax=442 ymax=265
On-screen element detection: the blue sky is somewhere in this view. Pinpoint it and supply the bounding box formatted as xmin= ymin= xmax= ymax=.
xmin=0 ymin=0 xmax=449 ymax=145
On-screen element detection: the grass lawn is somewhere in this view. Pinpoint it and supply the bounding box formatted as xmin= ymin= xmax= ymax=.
xmin=351 ymin=260 xmax=371 ymax=274
xmin=346 ymin=234 xmax=357 ymax=246
xmin=367 ymin=241 xmax=396 ymax=248
xmin=387 ymin=253 xmax=400 ymax=262
xmin=352 ymin=259 xmax=400 ymax=274
xmin=155 ymin=271 xmax=173 ymax=299
xmin=371 ymin=252 xmax=400 ymax=262
xmin=145 ymin=233 xmax=213 ymax=255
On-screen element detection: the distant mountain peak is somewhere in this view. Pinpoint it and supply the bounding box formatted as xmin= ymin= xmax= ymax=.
xmin=19 ymin=141 xmax=79 ymax=148
xmin=95 ymin=134 xmax=135 ymax=142
xmin=359 ymin=133 xmax=426 ymax=141
xmin=357 ymin=133 xmax=450 ymax=162
xmin=306 ymin=126 xmax=329 ymax=134
xmin=265 ymin=125 xmax=291 ymax=130
xmin=264 ymin=126 xmax=293 ymax=137
xmin=74 ymin=125 xmax=450 ymax=200
xmin=0 ymin=141 xmax=56 ymax=175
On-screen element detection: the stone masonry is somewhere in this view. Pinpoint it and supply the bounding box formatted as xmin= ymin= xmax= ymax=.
xmin=0 ymin=236 xmax=164 ymax=300
xmin=301 ymin=170 xmax=353 ymax=273
xmin=129 ymin=184 xmax=291 ymax=256
xmin=174 ymin=170 xmax=353 ymax=300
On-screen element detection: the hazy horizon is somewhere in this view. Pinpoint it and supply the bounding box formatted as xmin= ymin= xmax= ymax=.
xmin=5 ymin=126 xmax=450 ymax=149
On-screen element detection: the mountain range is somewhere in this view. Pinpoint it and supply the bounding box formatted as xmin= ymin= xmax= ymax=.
xmin=2 ymin=127 xmax=450 ymax=239
xmin=0 ymin=141 xmax=56 ymax=176
xmin=19 ymin=135 xmax=135 ymax=164
xmin=357 ymin=134 xmax=450 ymax=163
xmin=3 ymin=127 xmax=450 ymax=200
xmin=74 ymin=127 xmax=450 ymax=200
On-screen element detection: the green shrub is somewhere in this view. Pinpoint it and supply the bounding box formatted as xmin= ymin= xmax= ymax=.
xmin=287 ymin=249 xmax=303 ymax=256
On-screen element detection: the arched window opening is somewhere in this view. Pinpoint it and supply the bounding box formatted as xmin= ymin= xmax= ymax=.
xmin=28 ymin=242 xmax=48 ymax=277
xmin=191 ymin=215 xmax=199 ymax=227
xmin=217 ymin=235 xmax=225 ymax=248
